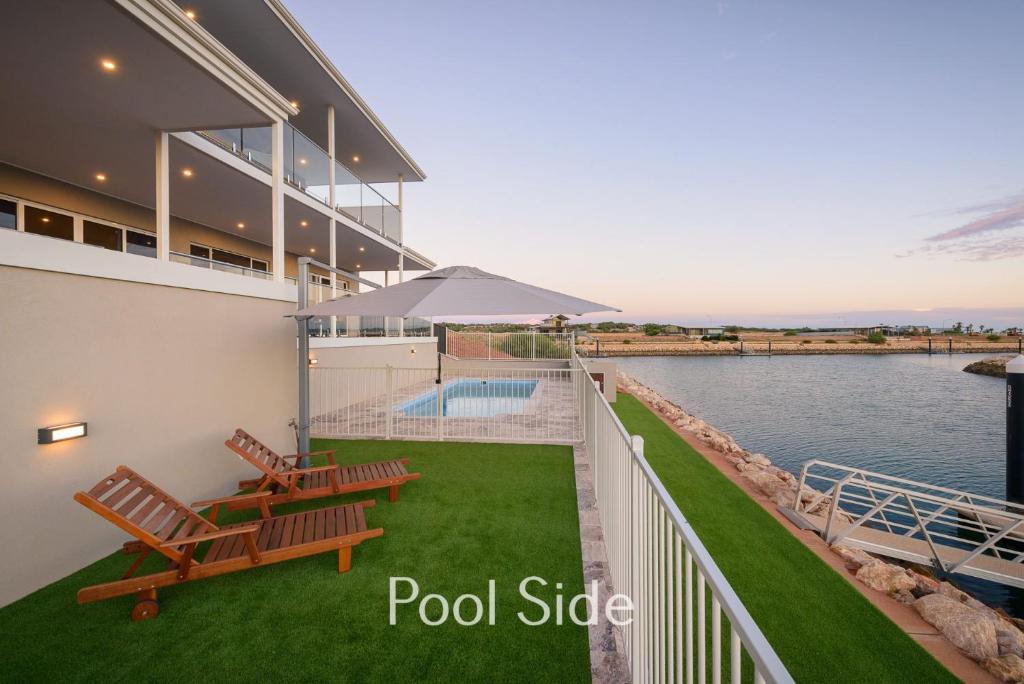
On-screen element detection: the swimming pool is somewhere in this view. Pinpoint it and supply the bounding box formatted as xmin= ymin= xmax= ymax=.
xmin=395 ymin=379 xmax=539 ymax=417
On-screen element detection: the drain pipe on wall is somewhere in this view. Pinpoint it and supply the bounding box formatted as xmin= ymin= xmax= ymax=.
xmin=1008 ymin=355 xmax=1024 ymax=503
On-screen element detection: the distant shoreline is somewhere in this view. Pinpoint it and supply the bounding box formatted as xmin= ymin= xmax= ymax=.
xmin=583 ymin=343 xmax=1022 ymax=358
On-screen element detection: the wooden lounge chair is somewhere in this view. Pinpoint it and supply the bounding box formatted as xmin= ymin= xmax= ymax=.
xmin=225 ymin=428 xmax=420 ymax=510
xmin=74 ymin=465 xmax=382 ymax=620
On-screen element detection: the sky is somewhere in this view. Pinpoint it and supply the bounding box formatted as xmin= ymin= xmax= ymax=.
xmin=290 ymin=0 xmax=1023 ymax=328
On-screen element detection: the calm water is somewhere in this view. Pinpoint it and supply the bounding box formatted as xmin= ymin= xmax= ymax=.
xmin=617 ymin=353 xmax=1017 ymax=611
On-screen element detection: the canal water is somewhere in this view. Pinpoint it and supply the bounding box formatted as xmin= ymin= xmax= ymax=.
xmin=616 ymin=353 xmax=1019 ymax=613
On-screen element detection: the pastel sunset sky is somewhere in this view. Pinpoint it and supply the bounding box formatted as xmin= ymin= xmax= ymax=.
xmin=292 ymin=0 xmax=1023 ymax=327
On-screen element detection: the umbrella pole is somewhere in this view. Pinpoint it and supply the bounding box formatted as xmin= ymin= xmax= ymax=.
xmin=297 ymin=258 xmax=312 ymax=466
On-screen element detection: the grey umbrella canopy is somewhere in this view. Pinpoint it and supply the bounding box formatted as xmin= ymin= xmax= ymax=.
xmin=290 ymin=265 xmax=620 ymax=318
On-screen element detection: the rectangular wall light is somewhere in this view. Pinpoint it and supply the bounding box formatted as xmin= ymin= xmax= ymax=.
xmin=38 ymin=422 xmax=87 ymax=444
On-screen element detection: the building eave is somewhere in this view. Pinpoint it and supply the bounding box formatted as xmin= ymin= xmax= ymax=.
xmin=263 ymin=0 xmax=427 ymax=181
xmin=114 ymin=0 xmax=299 ymax=122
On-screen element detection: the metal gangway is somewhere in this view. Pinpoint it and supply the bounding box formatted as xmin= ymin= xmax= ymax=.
xmin=787 ymin=460 xmax=1024 ymax=589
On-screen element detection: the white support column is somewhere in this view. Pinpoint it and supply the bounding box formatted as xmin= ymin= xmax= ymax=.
xmin=72 ymin=216 xmax=84 ymax=243
xmin=15 ymin=201 xmax=24 ymax=231
xmin=155 ymin=131 xmax=170 ymax=261
xmin=397 ymin=174 xmax=405 ymax=337
xmin=327 ymin=105 xmax=337 ymax=336
xmin=271 ymin=121 xmax=285 ymax=281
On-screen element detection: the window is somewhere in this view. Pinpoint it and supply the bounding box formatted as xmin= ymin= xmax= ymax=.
xmin=189 ymin=243 xmax=212 ymax=260
xmin=83 ymin=220 xmax=122 ymax=252
xmin=24 ymin=206 xmax=73 ymax=241
xmin=126 ymin=230 xmax=156 ymax=258
xmin=211 ymin=248 xmax=251 ymax=269
xmin=189 ymin=242 xmax=267 ymax=273
xmin=0 ymin=199 xmax=15 ymax=230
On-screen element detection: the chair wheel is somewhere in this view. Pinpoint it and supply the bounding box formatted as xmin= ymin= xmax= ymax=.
xmin=131 ymin=599 xmax=160 ymax=621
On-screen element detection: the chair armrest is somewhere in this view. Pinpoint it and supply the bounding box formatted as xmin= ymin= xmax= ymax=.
xmin=159 ymin=525 xmax=259 ymax=548
xmin=280 ymin=464 xmax=339 ymax=478
xmin=281 ymin=449 xmax=337 ymax=464
xmin=191 ymin=491 xmax=271 ymax=509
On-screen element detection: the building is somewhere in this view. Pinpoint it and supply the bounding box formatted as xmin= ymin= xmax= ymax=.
xmin=661 ymin=324 xmax=685 ymax=335
xmin=0 ymin=0 xmax=438 ymax=605
xmin=534 ymin=314 xmax=570 ymax=333
xmin=672 ymin=325 xmax=725 ymax=339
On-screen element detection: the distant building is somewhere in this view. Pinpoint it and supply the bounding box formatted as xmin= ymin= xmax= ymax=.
xmin=853 ymin=325 xmax=929 ymax=337
xmin=1005 ymin=327 xmax=1022 ymax=337
xmin=534 ymin=314 xmax=570 ymax=333
xmin=661 ymin=324 xmax=685 ymax=335
xmin=672 ymin=325 xmax=724 ymax=339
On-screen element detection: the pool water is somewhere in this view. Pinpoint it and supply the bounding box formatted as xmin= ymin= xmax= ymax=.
xmin=396 ymin=379 xmax=539 ymax=417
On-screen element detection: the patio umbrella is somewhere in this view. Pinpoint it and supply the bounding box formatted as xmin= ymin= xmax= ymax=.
xmin=289 ymin=263 xmax=620 ymax=456
xmin=289 ymin=265 xmax=620 ymax=318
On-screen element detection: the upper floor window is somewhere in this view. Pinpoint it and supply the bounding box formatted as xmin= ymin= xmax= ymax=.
xmin=83 ymin=220 xmax=123 ymax=252
xmin=127 ymin=230 xmax=156 ymax=258
xmin=25 ymin=206 xmax=73 ymax=241
xmin=189 ymin=243 xmax=268 ymax=272
xmin=0 ymin=199 xmax=15 ymax=229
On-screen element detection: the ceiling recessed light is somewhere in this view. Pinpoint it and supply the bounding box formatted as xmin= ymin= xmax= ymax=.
xmin=184 ymin=9 xmax=196 ymax=19
xmin=181 ymin=168 xmax=194 ymax=178
xmin=100 ymin=59 xmax=117 ymax=72
xmin=310 ymin=248 xmax=316 ymax=254
xmin=94 ymin=172 xmax=107 ymax=182
xmin=352 ymin=155 xmax=360 ymax=163
xmin=355 ymin=263 xmax=361 ymax=269
xmin=298 ymin=158 xmax=307 ymax=165
xmin=41 ymin=217 xmax=51 ymax=223
xmin=236 ymin=222 xmax=245 ymax=229
xmin=358 ymin=246 xmax=365 ymax=252
xmin=300 ymin=220 xmax=308 ymax=227
xmin=290 ymin=100 xmax=300 ymax=109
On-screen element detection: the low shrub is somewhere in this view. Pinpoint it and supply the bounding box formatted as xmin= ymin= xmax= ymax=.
xmin=825 ymin=339 xmax=837 ymax=344
xmin=987 ymin=333 xmax=1002 ymax=342
xmin=783 ymin=330 xmax=797 ymax=336
xmin=866 ymin=331 xmax=887 ymax=344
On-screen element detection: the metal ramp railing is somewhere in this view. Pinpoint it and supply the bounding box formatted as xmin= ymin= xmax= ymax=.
xmin=790 ymin=460 xmax=1024 ymax=589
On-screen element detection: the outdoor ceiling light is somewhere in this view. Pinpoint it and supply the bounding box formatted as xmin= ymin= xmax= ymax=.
xmin=358 ymin=246 xmax=365 ymax=252
xmin=355 ymin=263 xmax=361 ymax=268
xmin=236 ymin=222 xmax=245 ymax=229
xmin=38 ymin=422 xmax=87 ymax=444
xmin=184 ymin=9 xmax=196 ymax=20
xmin=290 ymin=100 xmax=300 ymax=110
xmin=41 ymin=217 xmax=50 ymax=223
xmin=352 ymin=155 xmax=360 ymax=163
xmin=310 ymin=248 xmax=316 ymax=254
xmin=100 ymin=59 xmax=117 ymax=72
xmin=299 ymin=158 xmax=307 ymax=165
xmin=94 ymin=172 xmax=107 ymax=182
xmin=300 ymin=220 xmax=308 ymax=227
xmin=181 ymin=168 xmax=194 ymax=178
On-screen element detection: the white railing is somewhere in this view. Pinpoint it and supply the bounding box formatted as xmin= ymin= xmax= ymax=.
xmin=575 ymin=352 xmax=793 ymax=683
xmin=446 ymin=330 xmax=574 ymax=360
xmin=170 ymin=251 xmax=273 ymax=280
xmin=310 ymin=365 xmax=582 ymax=443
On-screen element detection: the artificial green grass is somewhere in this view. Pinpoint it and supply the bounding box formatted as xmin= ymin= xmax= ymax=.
xmin=0 ymin=441 xmax=591 ymax=683
xmin=613 ymin=392 xmax=957 ymax=683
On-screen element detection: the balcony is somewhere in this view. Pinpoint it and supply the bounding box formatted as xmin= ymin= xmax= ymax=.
xmin=198 ymin=123 xmax=402 ymax=244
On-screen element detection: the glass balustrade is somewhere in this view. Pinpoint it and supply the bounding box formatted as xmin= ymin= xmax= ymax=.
xmin=197 ymin=123 xmax=403 ymax=244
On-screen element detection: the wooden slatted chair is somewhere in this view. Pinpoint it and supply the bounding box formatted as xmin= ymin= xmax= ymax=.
xmin=225 ymin=428 xmax=420 ymax=511
xmin=74 ymin=465 xmax=382 ymax=620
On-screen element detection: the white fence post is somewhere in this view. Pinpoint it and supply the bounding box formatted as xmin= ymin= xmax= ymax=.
xmin=436 ymin=376 xmax=444 ymax=440
xmin=385 ymin=365 xmax=394 ymax=440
